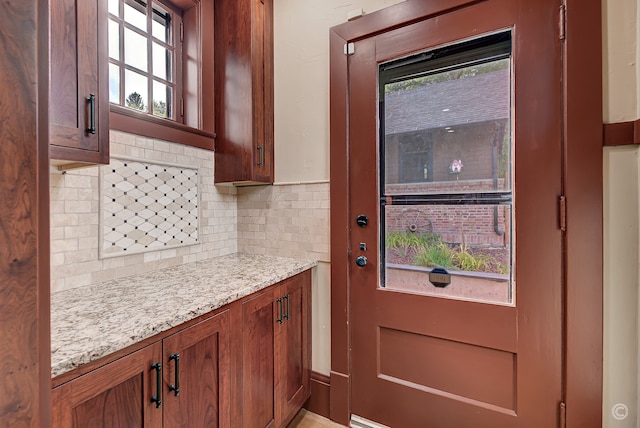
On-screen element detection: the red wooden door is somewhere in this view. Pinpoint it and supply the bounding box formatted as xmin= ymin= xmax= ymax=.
xmin=347 ymin=1 xmax=563 ymax=427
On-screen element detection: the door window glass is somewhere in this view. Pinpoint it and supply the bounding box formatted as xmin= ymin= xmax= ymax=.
xmin=379 ymin=32 xmax=514 ymax=305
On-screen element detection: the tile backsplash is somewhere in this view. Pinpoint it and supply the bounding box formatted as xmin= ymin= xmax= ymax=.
xmin=50 ymin=131 xmax=330 ymax=296
xmin=237 ymin=182 xmax=330 ymax=263
xmin=50 ymin=131 xmax=237 ymax=293
xmin=101 ymin=157 xmax=199 ymax=257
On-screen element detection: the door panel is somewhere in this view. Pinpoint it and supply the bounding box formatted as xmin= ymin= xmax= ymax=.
xmin=276 ymin=272 xmax=312 ymax=426
xmin=348 ymin=0 xmax=563 ymax=427
xmin=242 ymin=289 xmax=276 ymax=428
xmin=51 ymin=343 xmax=163 ymax=428
xmin=163 ymin=310 xmax=231 ymax=428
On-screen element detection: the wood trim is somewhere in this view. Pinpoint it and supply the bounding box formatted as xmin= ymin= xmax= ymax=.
xmin=110 ymin=106 xmax=215 ymax=150
xmin=603 ymin=119 xmax=640 ymax=146
xmin=0 ymin=0 xmax=51 ymax=425
xmin=329 ymin=27 xmax=351 ymax=425
xmin=563 ymin=1 xmax=603 ymax=426
xmin=304 ymin=372 xmax=331 ymax=419
xmin=38 ymin=0 xmax=53 ymax=424
xmin=329 ymin=371 xmax=350 ymax=426
xmin=331 ymin=0 xmax=486 ymax=42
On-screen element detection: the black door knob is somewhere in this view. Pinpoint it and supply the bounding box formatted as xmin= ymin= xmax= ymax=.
xmin=355 ymin=256 xmax=368 ymax=267
xmin=356 ymin=214 xmax=369 ymax=227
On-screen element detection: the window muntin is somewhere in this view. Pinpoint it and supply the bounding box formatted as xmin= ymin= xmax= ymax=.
xmin=109 ymin=0 xmax=179 ymax=120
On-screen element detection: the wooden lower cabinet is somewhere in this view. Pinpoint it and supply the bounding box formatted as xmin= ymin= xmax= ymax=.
xmin=162 ymin=310 xmax=231 ymax=427
xmin=242 ymin=270 xmax=312 ymax=428
xmin=52 ymin=310 xmax=231 ymax=428
xmin=51 ymin=343 xmax=163 ymax=427
xmin=51 ymin=272 xmax=310 ymax=428
xmin=276 ymin=272 xmax=311 ymax=426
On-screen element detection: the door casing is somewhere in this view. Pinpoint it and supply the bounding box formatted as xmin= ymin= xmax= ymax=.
xmin=329 ymin=1 xmax=603 ymax=426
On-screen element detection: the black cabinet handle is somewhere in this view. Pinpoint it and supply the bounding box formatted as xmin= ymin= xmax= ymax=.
xmin=86 ymin=94 xmax=96 ymax=134
xmin=275 ymin=297 xmax=283 ymax=324
xmin=257 ymin=146 xmax=265 ymax=167
xmin=151 ymin=362 xmax=162 ymax=408
xmin=283 ymin=294 xmax=290 ymax=321
xmin=169 ymin=353 xmax=180 ymax=396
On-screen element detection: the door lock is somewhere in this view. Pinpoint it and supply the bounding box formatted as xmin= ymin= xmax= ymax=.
xmin=356 ymin=214 xmax=369 ymax=227
xmin=355 ymin=255 xmax=368 ymax=267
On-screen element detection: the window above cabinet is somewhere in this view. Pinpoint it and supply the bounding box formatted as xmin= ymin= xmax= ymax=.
xmin=108 ymin=0 xmax=215 ymax=151
xmin=108 ymin=0 xmax=180 ymax=121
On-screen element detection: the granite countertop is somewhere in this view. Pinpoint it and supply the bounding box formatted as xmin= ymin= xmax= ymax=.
xmin=51 ymin=253 xmax=316 ymax=378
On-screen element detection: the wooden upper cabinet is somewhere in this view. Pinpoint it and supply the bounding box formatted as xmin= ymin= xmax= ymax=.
xmin=214 ymin=0 xmax=274 ymax=185
xmin=51 ymin=343 xmax=163 ymax=428
xmin=50 ymin=0 xmax=109 ymax=166
xmin=162 ymin=310 xmax=231 ymax=428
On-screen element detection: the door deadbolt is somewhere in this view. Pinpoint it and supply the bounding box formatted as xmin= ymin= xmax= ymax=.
xmin=356 ymin=214 xmax=369 ymax=227
xmin=355 ymin=256 xmax=368 ymax=267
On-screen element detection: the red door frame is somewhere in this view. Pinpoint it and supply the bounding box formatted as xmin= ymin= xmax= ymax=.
xmin=329 ymin=1 xmax=603 ymax=426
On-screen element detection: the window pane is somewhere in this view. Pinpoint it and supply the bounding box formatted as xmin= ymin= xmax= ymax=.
xmin=124 ymin=28 xmax=148 ymax=72
xmin=125 ymin=70 xmax=148 ymax=112
xmin=152 ymin=3 xmax=171 ymax=44
xmin=383 ymin=59 xmax=511 ymax=194
xmin=152 ymin=81 xmax=171 ymax=118
xmin=108 ymin=19 xmax=120 ymax=60
xmin=384 ymin=204 xmax=512 ymax=305
xmin=152 ymin=42 xmax=170 ymax=80
xmin=108 ymin=0 xmax=119 ymax=17
xmin=124 ymin=0 xmax=147 ymax=32
xmin=109 ymin=63 xmax=120 ymax=103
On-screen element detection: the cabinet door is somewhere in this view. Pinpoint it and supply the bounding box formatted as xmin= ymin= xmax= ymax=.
xmin=50 ymin=0 xmax=109 ymax=164
xmin=242 ymin=289 xmax=277 ymax=428
xmin=251 ymin=0 xmax=274 ymax=182
xmin=276 ymin=271 xmax=312 ymax=427
xmin=214 ymin=0 xmax=273 ymax=184
xmin=51 ymin=343 xmax=163 ymax=428
xmin=163 ymin=310 xmax=231 ymax=428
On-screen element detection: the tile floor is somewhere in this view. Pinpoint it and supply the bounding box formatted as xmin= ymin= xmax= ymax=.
xmin=287 ymin=409 xmax=345 ymax=428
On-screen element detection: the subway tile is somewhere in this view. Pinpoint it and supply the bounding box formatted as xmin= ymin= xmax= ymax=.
xmin=65 ymin=249 xmax=99 ymax=264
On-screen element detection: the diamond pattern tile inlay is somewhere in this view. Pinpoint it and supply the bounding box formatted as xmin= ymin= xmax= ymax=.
xmin=101 ymin=158 xmax=199 ymax=257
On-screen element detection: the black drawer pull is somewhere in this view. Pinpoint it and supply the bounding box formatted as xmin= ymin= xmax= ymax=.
xmin=86 ymin=94 xmax=96 ymax=134
xmin=276 ymin=297 xmax=283 ymax=324
xmin=283 ymin=294 xmax=290 ymax=321
xmin=169 ymin=353 xmax=180 ymax=396
xmin=151 ymin=362 xmax=162 ymax=408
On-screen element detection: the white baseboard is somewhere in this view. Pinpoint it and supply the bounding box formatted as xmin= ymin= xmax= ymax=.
xmin=350 ymin=415 xmax=391 ymax=428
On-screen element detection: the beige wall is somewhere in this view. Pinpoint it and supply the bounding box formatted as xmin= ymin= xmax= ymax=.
xmin=603 ymin=147 xmax=639 ymax=428
xmin=273 ymin=0 xmax=405 ymax=183
xmin=604 ymin=0 xmax=640 ymax=426
xmin=603 ymin=0 xmax=637 ymax=122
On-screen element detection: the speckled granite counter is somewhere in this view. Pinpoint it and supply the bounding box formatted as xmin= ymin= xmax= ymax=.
xmin=51 ymin=253 xmax=316 ymax=378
